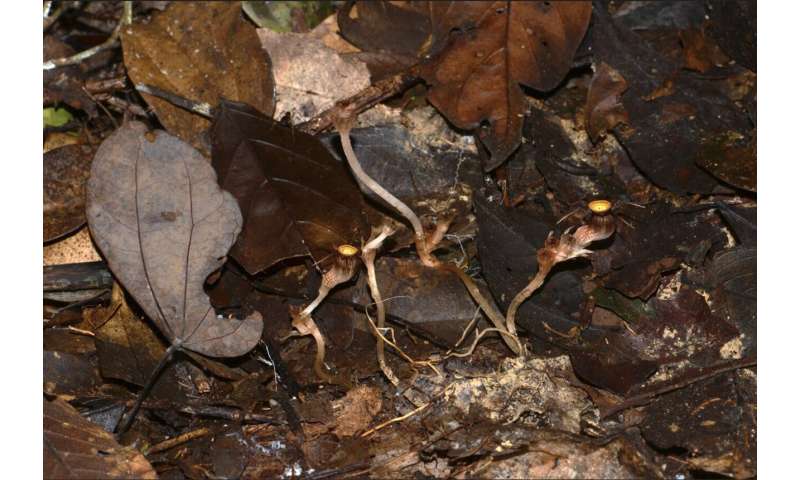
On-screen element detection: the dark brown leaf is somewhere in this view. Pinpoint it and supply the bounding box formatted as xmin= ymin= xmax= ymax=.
xmin=585 ymin=62 xmax=629 ymax=142
xmin=590 ymin=7 xmax=752 ymax=194
xmin=44 ymin=144 xmax=94 ymax=242
xmin=210 ymin=100 xmax=368 ymax=275
xmin=422 ymin=1 xmax=592 ymax=170
xmin=696 ymin=133 xmax=756 ymax=192
xmin=641 ymin=370 xmax=756 ymax=478
xmin=705 ymin=0 xmax=756 ymax=72
xmin=121 ymin=1 xmax=275 ymax=152
xmin=90 ymin=284 xmax=187 ymax=401
xmin=87 ymin=121 xmax=263 ymax=357
xmin=44 ymin=398 xmax=157 ymax=479
xmin=337 ymin=1 xmax=434 ymax=70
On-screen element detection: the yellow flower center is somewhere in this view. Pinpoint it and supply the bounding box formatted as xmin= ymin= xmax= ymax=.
xmin=337 ymin=244 xmax=359 ymax=256
xmin=588 ymin=199 xmax=612 ymax=214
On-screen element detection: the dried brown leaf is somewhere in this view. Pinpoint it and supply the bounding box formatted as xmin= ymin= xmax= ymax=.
xmin=44 ymin=144 xmax=94 ymax=242
xmin=121 ymin=1 xmax=275 ymax=151
xmin=585 ymin=62 xmax=629 ymax=142
xmin=211 ymin=100 xmax=368 ymax=275
xmin=87 ymin=121 xmax=263 ymax=357
xmin=44 ymin=398 xmax=157 ymax=479
xmin=338 ymin=1 xmax=592 ymax=170
xmin=422 ymin=1 xmax=592 ymax=170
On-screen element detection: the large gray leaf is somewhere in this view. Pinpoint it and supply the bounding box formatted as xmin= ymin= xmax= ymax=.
xmin=87 ymin=122 xmax=262 ymax=357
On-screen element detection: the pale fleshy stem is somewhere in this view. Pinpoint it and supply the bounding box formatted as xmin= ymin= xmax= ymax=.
xmin=336 ymin=118 xmax=522 ymax=355
xmin=444 ymin=265 xmax=523 ymax=355
xmin=362 ymin=226 xmax=400 ymax=386
xmin=336 ymin=120 xmax=438 ymax=267
xmin=505 ymin=263 xmax=552 ymax=339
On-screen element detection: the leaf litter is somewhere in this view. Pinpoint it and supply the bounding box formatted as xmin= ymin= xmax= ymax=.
xmin=43 ymin=2 xmax=757 ymax=478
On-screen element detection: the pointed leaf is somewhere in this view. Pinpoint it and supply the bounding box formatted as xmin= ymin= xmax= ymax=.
xmin=87 ymin=122 xmax=263 ymax=357
xmin=211 ymin=100 xmax=368 ymax=275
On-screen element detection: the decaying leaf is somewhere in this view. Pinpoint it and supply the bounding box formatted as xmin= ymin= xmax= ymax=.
xmin=87 ymin=121 xmax=263 ymax=357
xmin=585 ymin=62 xmax=629 ymax=142
xmin=257 ymin=22 xmax=371 ymax=124
xmin=44 ymin=144 xmax=94 ymax=242
xmin=338 ymin=1 xmax=592 ymax=170
xmin=211 ymin=100 xmax=368 ymax=275
xmin=641 ymin=370 xmax=756 ymax=478
xmin=90 ymin=284 xmax=185 ymax=401
xmin=44 ymin=398 xmax=157 ymax=479
xmin=422 ymin=1 xmax=592 ymax=170
xmin=121 ymin=1 xmax=275 ymax=151
xmin=590 ymin=7 xmax=752 ymax=194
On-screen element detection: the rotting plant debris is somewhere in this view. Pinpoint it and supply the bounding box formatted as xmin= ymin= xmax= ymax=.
xmin=43 ymin=2 xmax=756 ymax=479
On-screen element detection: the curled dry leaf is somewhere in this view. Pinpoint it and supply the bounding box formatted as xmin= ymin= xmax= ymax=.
xmin=121 ymin=1 xmax=275 ymax=151
xmin=585 ymin=62 xmax=629 ymax=142
xmin=211 ymin=100 xmax=368 ymax=275
xmin=44 ymin=398 xmax=157 ymax=479
xmin=87 ymin=121 xmax=263 ymax=357
xmin=44 ymin=144 xmax=94 ymax=242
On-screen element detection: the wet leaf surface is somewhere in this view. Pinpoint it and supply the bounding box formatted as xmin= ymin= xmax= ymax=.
xmin=44 ymin=398 xmax=157 ymax=479
xmin=121 ymin=1 xmax=275 ymax=151
xmin=87 ymin=121 xmax=263 ymax=357
xmin=211 ymin=100 xmax=368 ymax=275
xmin=44 ymin=144 xmax=94 ymax=242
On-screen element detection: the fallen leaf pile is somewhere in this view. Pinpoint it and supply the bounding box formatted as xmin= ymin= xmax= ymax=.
xmin=43 ymin=2 xmax=756 ymax=478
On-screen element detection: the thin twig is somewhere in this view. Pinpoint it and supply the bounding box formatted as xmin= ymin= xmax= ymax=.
xmin=145 ymin=427 xmax=212 ymax=455
xmin=116 ymin=342 xmax=181 ymax=435
xmin=43 ymin=2 xmax=133 ymax=70
xmin=361 ymin=403 xmax=429 ymax=438
xmin=134 ymin=83 xmax=215 ymax=118
xmin=299 ymin=67 xmax=421 ymax=135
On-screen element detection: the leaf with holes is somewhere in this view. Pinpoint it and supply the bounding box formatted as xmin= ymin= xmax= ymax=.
xmin=86 ymin=121 xmax=263 ymax=357
xmin=210 ymin=100 xmax=369 ymax=275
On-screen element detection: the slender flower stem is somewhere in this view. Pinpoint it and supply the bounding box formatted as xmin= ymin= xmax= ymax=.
xmin=362 ymin=227 xmax=400 ymax=385
xmin=505 ymin=264 xmax=552 ymax=338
